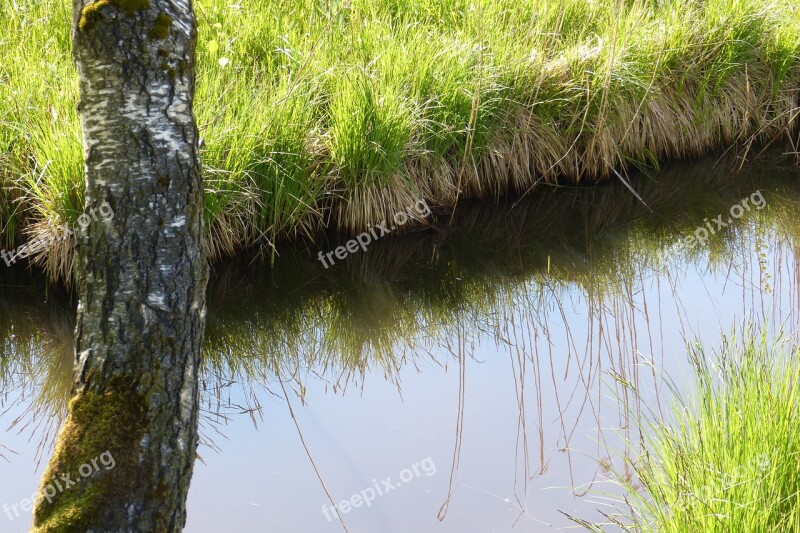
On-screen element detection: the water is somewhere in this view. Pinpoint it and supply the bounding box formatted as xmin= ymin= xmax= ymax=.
xmin=1 ymin=149 xmax=799 ymax=532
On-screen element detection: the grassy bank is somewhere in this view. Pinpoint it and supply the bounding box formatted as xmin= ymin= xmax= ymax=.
xmin=590 ymin=332 xmax=800 ymax=531
xmin=1 ymin=0 xmax=799 ymax=282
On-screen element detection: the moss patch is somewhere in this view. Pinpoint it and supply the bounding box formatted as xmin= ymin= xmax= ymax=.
xmin=78 ymin=0 xmax=152 ymax=33
xmin=117 ymin=0 xmax=151 ymax=15
xmin=160 ymin=62 xmax=177 ymax=82
xmin=149 ymin=13 xmax=172 ymax=40
xmin=31 ymin=387 xmax=149 ymax=532
xmin=78 ymin=0 xmax=110 ymax=33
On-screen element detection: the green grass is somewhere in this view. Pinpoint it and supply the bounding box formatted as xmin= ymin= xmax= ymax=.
xmin=590 ymin=330 xmax=800 ymax=532
xmin=1 ymin=0 xmax=799 ymax=282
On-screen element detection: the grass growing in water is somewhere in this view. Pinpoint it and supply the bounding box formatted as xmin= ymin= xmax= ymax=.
xmin=586 ymin=331 xmax=800 ymax=532
xmin=1 ymin=0 xmax=799 ymax=282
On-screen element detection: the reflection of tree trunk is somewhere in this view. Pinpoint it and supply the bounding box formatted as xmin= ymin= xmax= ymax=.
xmin=33 ymin=0 xmax=207 ymax=531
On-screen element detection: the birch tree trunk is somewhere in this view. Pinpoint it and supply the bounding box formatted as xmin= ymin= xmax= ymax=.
xmin=32 ymin=0 xmax=208 ymax=531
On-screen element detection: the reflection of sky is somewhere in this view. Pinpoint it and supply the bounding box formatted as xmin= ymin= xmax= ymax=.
xmin=183 ymin=229 xmax=793 ymax=532
xmin=1 ymin=211 xmax=798 ymax=532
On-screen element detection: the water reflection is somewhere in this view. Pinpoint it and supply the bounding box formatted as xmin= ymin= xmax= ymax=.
xmin=1 ymin=148 xmax=799 ymax=531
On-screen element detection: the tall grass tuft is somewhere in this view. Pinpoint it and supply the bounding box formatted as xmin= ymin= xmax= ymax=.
xmin=594 ymin=330 xmax=800 ymax=532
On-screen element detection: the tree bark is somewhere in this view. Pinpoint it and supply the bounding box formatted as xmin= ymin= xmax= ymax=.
xmin=32 ymin=0 xmax=207 ymax=531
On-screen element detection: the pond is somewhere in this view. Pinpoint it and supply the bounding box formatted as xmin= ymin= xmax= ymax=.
xmin=1 ymin=148 xmax=799 ymax=532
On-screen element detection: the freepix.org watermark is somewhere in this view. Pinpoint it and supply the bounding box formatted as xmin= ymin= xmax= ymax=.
xmin=321 ymin=456 xmax=437 ymax=522
xmin=649 ymin=190 xmax=767 ymax=267
xmin=317 ymin=199 xmax=432 ymax=269
xmin=1 ymin=201 xmax=115 ymax=268
xmin=683 ymin=190 xmax=766 ymax=247
xmin=675 ymin=452 xmax=771 ymax=511
xmin=3 ymin=451 xmax=116 ymax=522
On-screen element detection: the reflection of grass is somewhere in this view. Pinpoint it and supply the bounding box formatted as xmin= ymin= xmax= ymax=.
xmin=591 ymin=331 xmax=800 ymax=532
xmin=2 ymin=150 xmax=799 ymax=399
xmin=0 ymin=275 xmax=75 ymax=457
xmin=0 ymin=151 xmax=798 ymax=472
xmin=2 ymin=0 xmax=799 ymax=282
xmin=200 ymin=150 xmax=799 ymax=380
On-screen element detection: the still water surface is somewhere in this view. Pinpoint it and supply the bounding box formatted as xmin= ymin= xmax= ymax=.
xmin=1 ymin=149 xmax=799 ymax=532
